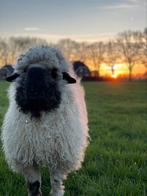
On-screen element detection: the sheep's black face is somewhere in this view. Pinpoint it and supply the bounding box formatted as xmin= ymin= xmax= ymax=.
xmin=15 ymin=65 xmax=62 ymax=118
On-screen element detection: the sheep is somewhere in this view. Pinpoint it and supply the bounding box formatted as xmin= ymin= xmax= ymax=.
xmin=1 ymin=45 xmax=89 ymax=196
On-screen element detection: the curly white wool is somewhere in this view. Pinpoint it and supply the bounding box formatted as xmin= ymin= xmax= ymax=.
xmin=15 ymin=45 xmax=68 ymax=73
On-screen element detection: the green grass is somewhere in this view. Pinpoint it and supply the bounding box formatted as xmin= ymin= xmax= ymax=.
xmin=0 ymin=81 xmax=147 ymax=196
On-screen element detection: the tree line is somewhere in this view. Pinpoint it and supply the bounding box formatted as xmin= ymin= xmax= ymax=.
xmin=0 ymin=28 xmax=146 ymax=80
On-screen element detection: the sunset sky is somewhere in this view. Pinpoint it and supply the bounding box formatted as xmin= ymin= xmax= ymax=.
xmin=100 ymin=64 xmax=146 ymax=78
xmin=0 ymin=0 xmax=146 ymax=76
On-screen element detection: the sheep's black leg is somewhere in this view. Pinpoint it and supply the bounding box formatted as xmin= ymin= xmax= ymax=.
xmin=21 ymin=166 xmax=42 ymax=196
xmin=27 ymin=180 xmax=41 ymax=196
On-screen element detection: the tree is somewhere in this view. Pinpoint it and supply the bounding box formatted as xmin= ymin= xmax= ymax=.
xmin=0 ymin=37 xmax=47 ymax=66
xmin=8 ymin=37 xmax=47 ymax=64
xmin=75 ymin=42 xmax=88 ymax=63
xmin=57 ymin=39 xmax=78 ymax=61
xmin=88 ymin=42 xmax=105 ymax=77
xmin=140 ymin=28 xmax=147 ymax=69
xmin=0 ymin=39 xmax=9 ymax=66
xmin=104 ymin=41 xmax=119 ymax=77
xmin=117 ymin=31 xmax=141 ymax=81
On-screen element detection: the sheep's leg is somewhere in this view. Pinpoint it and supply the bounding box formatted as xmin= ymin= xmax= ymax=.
xmin=50 ymin=170 xmax=67 ymax=196
xmin=22 ymin=165 xmax=42 ymax=196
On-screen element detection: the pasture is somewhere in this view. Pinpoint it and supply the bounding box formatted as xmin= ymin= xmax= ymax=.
xmin=0 ymin=81 xmax=147 ymax=196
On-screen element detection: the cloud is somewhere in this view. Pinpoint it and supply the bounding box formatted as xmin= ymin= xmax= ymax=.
xmin=127 ymin=0 xmax=140 ymax=3
xmin=127 ymin=0 xmax=145 ymax=5
xmin=98 ymin=3 xmax=138 ymax=10
xmin=24 ymin=27 xmax=39 ymax=32
xmin=96 ymin=0 xmax=144 ymax=11
xmin=127 ymin=0 xmax=137 ymax=2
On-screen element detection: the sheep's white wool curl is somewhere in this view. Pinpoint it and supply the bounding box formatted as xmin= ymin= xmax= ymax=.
xmin=15 ymin=45 xmax=68 ymax=73
xmin=1 ymin=45 xmax=89 ymax=175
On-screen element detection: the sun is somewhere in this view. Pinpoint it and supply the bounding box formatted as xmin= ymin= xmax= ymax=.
xmin=111 ymin=74 xmax=117 ymax=79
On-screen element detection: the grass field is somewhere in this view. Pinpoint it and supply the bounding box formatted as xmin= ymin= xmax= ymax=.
xmin=0 ymin=81 xmax=147 ymax=196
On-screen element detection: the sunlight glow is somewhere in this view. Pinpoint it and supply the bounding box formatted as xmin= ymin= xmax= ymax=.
xmin=111 ymin=74 xmax=117 ymax=79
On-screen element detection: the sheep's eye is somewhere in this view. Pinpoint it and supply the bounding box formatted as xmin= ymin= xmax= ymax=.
xmin=51 ymin=68 xmax=58 ymax=79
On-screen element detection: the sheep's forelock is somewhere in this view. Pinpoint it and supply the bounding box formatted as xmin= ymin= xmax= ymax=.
xmin=15 ymin=45 xmax=68 ymax=73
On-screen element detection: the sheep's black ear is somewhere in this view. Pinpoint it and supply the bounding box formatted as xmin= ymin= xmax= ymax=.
xmin=6 ymin=73 xmax=20 ymax=82
xmin=62 ymin=72 xmax=76 ymax=84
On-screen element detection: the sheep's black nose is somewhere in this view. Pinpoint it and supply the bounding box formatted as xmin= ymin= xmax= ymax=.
xmin=26 ymin=67 xmax=48 ymax=95
xmin=15 ymin=65 xmax=61 ymax=118
xmin=27 ymin=67 xmax=46 ymax=81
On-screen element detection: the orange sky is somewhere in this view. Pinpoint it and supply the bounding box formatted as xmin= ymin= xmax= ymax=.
xmin=90 ymin=63 xmax=146 ymax=77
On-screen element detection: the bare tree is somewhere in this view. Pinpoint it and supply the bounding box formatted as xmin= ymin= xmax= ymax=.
xmin=104 ymin=41 xmax=119 ymax=77
xmin=117 ymin=31 xmax=141 ymax=81
xmin=75 ymin=42 xmax=88 ymax=63
xmin=0 ymin=39 xmax=9 ymax=66
xmin=140 ymin=28 xmax=147 ymax=69
xmin=0 ymin=30 xmax=145 ymax=79
xmin=8 ymin=37 xmax=47 ymax=64
xmin=57 ymin=39 xmax=78 ymax=61
xmin=88 ymin=42 xmax=105 ymax=77
xmin=0 ymin=37 xmax=48 ymax=65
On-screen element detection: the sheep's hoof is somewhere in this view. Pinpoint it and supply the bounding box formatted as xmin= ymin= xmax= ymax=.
xmin=50 ymin=189 xmax=64 ymax=196
xmin=27 ymin=181 xmax=42 ymax=196
xmin=28 ymin=191 xmax=42 ymax=196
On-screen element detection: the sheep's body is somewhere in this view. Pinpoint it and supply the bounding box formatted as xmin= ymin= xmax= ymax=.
xmin=2 ymin=81 xmax=88 ymax=171
xmin=1 ymin=46 xmax=89 ymax=196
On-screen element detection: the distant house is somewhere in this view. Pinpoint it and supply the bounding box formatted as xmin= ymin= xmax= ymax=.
xmin=73 ymin=61 xmax=91 ymax=78
xmin=0 ymin=64 xmax=14 ymax=80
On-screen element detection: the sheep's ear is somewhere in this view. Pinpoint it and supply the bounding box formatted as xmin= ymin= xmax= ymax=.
xmin=6 ymin=72 xmax=20 ymax=82
xmin=62 ymin=72 xmax=76 ymax=84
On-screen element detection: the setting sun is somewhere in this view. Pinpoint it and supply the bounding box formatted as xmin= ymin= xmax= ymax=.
xmin=111 ymin=74 xmax=117 ymax=79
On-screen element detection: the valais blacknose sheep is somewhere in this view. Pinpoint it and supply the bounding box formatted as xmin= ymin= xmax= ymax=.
xmin=1 ymin=45 xmax=89 ymax=196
